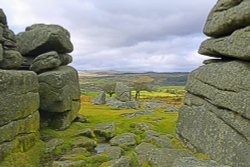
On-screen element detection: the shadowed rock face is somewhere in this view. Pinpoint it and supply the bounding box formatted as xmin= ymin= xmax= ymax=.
xmin=177 ymin=1 xmax=250 ymax=167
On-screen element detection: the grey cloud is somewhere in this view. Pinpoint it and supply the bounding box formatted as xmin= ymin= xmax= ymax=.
xmin=0 ymin=0 xmax=217 ymax=72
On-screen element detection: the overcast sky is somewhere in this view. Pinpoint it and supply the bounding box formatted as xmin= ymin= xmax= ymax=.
xmin=1 ymin=0 xmax=217 ymax=72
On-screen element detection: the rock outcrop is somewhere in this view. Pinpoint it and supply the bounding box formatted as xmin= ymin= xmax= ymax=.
xmin=115 ymin=82 xmax=132 ymax=102
xmin=17 ymin=24 xmax=74 ymax=72
xmin=177 ymin=1 xmax=250 ymax=167
xmin=0 ymin=9 xmax=81 ymax=159
xmin=16 ymin=23 xmax=80 ymax=130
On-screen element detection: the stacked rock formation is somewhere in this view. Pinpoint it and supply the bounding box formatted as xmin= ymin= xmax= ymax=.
xmin=0 ymin=9 xmax=81 ymax=159
xmin=177 ymin=1 xmax=250 ymax=167
xmin=16 ymin=24 xmax=80 ymax=130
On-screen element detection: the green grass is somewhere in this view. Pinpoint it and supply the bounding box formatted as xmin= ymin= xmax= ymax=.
xmin=82 ymin=90 xmax=99 ymax=96
xmin=132 ymin=90 xmax=179 ymax=98
xmin=80 ymin=102 xmax=178 ymax=136
xmin=1 ymin=98 xmax=208 ymax=166
xmin=156 ymin=86 xmax=185 ymax=90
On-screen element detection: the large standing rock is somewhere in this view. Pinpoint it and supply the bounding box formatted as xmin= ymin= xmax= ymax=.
xmin=115 ymin=82 xmax=132 ymax=102
xmin=204 ymin=0 xmax=250 ymax=37
xmin=177 ymin=61 xmax=250 ymax=167
xmin=91 ymin=91 xmax=106 ymax=105
xmin=17 ymin=24 xmax=73 ymax=56
xmin=38 ymin=66 xmax=81 ymax=130
xmin=0 ymin=70 xmax=40 ymax=159
xmin=199 ymin=26 xmax=250 ymax=61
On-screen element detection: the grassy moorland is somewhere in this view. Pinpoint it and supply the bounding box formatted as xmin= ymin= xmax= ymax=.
xmin=0 ymin=72 xmax=200 ymax=167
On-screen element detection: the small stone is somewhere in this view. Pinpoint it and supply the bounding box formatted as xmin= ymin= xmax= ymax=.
xmin=45 ymin=138 xmax=64 ymax=153
xmin=74 ymin=114 xmax=88 ymax=123
xmin=104 ymin=146 xmax=123 ymax=159
xmin=107 ymin=156 xmax=131 ymax=167
xmin=94 ymin=122 xmax=116 ymax=140
xmin=110 ymin=133 xmax=137 ymax=147
xmin=144 ymin=135 xmax=172 ymax=148
xmin=73 ymin=128 xmax=95 ymax=138
xmin=121 ymin=110 xmax=154 ymax=118
xmin=130 ymin=123 xmax=153 ymax=131
xmin=71 ymin=137 xmax=97 ymax=151
xmin=144 ymin=101 xmax=170 ymax=109
xmin=52 ymin=160 xmax=86 ymax=167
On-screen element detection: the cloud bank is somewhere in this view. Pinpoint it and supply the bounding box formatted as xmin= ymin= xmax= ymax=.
xmin=0 ymin=0 xmax=217 ymax=72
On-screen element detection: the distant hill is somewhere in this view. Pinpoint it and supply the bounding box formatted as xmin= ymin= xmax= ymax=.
xmin=78 ymin=70 xmax=189 ymax=91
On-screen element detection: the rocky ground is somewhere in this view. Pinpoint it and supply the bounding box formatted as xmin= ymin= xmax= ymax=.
xmin=26 ymin=102 xmax=226 ymax=167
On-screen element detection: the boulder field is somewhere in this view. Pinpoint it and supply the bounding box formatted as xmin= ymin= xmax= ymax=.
xmin=0 ymin=9 xmax=80 ymax=159
xmin=177 ymin=0 xmax=250 ymax=167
